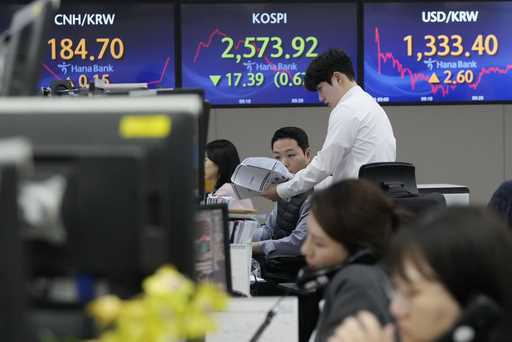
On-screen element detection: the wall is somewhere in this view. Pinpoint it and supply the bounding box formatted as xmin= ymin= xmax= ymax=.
xmin=208 ymin=104 xmax=509 ymax=212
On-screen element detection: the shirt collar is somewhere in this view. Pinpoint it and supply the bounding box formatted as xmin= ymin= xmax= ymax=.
xmin=333 ymin=84 xmax=360 ymax=110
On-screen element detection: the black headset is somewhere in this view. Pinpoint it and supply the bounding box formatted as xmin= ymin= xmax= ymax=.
xmin=296 ymin=249 xmax=376 ymax=292
xmin=436 ymin=295 xmax=502 ymax=342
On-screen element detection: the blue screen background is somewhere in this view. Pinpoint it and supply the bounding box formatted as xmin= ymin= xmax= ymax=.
xmin=364 ymin=2 xmax=512 ymax=103
xmin=181 ymin=3 xmax=358 ymax=106
xmin=38 ymin=3 xmax=175 ymax=89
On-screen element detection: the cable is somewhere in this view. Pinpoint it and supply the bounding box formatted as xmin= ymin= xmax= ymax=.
xmin=249 ymin=295 xmax=287 ymax=342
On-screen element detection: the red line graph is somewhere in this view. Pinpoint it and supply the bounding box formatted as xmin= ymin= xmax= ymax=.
xmin=41 ymin=57 xmax=172 ymax=86
xmin=374 ymin=27 xmax=512 ymax=96
xmin=193 ymin=27 xmax=294 ymax=77
xmin=148 ymin=57 xmax=171 ymax=85
xmin=42 ymin=63 xmax=62 ymax=80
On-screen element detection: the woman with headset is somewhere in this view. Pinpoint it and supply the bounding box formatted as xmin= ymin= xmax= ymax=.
xmin=204 ymin=139 xmax=254 ymax=211
xmin=328 ymin=207 xmax=512 ymax=342
xmin=299 ymin=179 xmax=408 ymax=342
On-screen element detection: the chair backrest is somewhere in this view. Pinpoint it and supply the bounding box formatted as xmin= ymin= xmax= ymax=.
xmin=359 ymin=162 xmax=446 ymax=216
xmin=359 ymin=162 xmax=418 ymax=196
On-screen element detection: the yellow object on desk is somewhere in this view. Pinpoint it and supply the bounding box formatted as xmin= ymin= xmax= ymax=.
xmin=87 ymin=265 xmax=228 ymax=342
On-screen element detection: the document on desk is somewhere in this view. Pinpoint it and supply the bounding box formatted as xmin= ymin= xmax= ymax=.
xmin=229 ymin=219 xmax=258 ymax=244
xmin=206 ymin=297 xmax=299 ymax=342
xmin=230 ymin=243 xmax=252 ymax=296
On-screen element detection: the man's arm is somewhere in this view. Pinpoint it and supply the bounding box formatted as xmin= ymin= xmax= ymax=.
xmin=275 ymin=107 xmax=358 ymax=200
xmin=253 ymin=196 xmax=311 ymax=257
xmin=252 ymin=205 xmax=276 ymax=243
xmin=276 ymin=144 xmax=343 ymax=199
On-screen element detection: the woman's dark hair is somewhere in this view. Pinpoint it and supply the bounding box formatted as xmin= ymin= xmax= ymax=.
xmin=388 ymin=207 xmax=512 ymax=310
xmin=488 ymin=180 xmax=512 ymax=227
xmin=205 ymin=139 xmax=240 ymax=191
xmin=311 ymin=179 xmax=404 ymax=257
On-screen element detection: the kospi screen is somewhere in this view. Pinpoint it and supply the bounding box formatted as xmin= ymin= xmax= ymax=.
xmin=181 ymin=3 xmax=358 ymax=106
xmin=39 ymin=3 xmax=176 ymax=89
xmin=364 ymin=2 xmax=512 ymax=104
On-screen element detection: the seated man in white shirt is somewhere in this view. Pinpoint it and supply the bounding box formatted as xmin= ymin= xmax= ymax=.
xmin=263 ymin=48 xmax=396 ymax=201
xmin=252 ymin=127 xmax=312 ymax=281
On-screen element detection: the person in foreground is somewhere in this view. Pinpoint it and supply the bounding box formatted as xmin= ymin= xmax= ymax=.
xmin=329 ymin=206 xmax=512 ymax=342
xmin=300 ymin=179 xmax=405 ymax=342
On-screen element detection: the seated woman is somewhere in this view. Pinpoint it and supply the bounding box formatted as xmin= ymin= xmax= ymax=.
xmin=300 ymin=179 xmax=407 ymax=342
xmin=329 ymin=206 xmax=512 ymax=342
xmin=205 ymin=139 xmax=254 ymax=211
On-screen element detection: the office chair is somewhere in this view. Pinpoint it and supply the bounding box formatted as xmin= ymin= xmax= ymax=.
xmin=359 ymin=162 xmax=445 ymax=216
xmin=359 ymin=162 xmax=418 ymax=196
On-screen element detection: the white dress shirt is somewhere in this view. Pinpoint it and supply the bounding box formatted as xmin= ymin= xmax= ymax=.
xmin=277 ymin=85 xmax=396 ymax=199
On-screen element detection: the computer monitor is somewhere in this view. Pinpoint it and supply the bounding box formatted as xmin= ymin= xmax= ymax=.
xmin=0 ymin=94 xmax=202 ymax=285
xmin=0 ymin=0 xmax=60 ymax=96
xmin=0 ymin=164 xmax=31 ymax=341
xmin=363 ymin=1 xmax=512 ymax=104
xmin=180 ymin=2 xmax=358 ymax=106
xmin=194 ymin=204 xmax=232 ymax=293
xmin=129 ymin=88 xmax=210 ymax=200
xmin=39 ymin=2 xmax=176 ymax=90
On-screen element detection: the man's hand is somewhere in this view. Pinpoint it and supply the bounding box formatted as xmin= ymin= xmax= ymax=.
xmin=261 ymin=184 xmax=280 ymax=201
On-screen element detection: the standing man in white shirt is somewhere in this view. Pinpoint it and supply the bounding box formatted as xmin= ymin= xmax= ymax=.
xmin=263 ymin=48 xmax=396 ymax=201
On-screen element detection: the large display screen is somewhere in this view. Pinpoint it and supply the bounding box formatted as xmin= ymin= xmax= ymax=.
xmin=39 ymin=3 xmax=176 ymax=89
xmin=181 ymin=2 xmax=358 ymax=106
xmin=364 ymin=2 xmax=512 ymax=104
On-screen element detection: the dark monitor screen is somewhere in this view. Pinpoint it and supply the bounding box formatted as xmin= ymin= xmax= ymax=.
xmin=129 ymin=88 xmax=209 ymax=200
xmin=194 ymin=204 xmax=232 ymax=293
xmin=38 ymin=2 xmax=176 ymax=89
xmin=0 ymin=95 xmax=202 ymax=281
xmin=364 ymin=1 xmax=512 ymax=104
xmin=1 ymin=0 xmax=59 ymax=96
xmin=181 ymin=2 xmax=358 ymax=106
xmin=0 ymin=164 xmax=30 ymax=341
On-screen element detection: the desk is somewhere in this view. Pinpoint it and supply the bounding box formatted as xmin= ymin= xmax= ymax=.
xmin=251 ymin=281 xmax=321 ymax=342
xmin=418 ymin=184 xmax=470 ymax=206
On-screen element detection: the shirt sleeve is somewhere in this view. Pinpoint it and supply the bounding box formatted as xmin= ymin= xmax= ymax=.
xmin=277 ymin=106 xmax=359 ymax=199
xmin=260 ymin=195 xmax=311 ymax=257
xmin=252 ymin=204 xmax=276 ymax=242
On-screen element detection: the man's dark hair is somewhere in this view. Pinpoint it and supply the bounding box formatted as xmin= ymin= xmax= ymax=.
xmin=271 ymin=126 xmax=309 ymax=153
xmin=304 ymin=48 xmax=355 ymax=91
xmin=206 ymin=139 xmax=240 ymax=191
